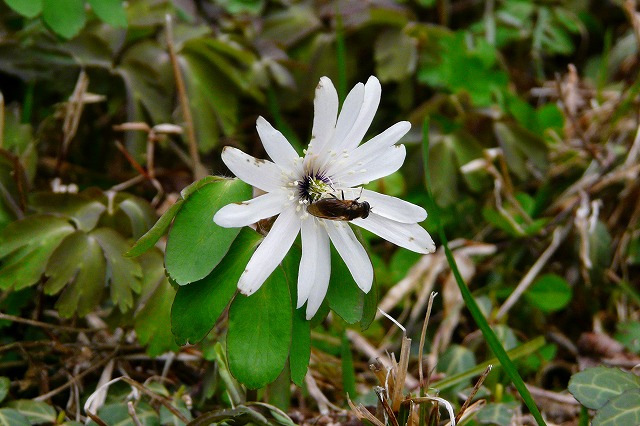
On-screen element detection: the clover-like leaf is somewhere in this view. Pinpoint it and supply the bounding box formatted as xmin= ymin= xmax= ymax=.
xmin=568 ymin=366 xmax=640 ymax=410
xmin=0 ymin=408 xmax=30 ymax=426
xmin=42 ymin=0 xmax=86 ymax=39
xmin=5 ymin=400 xmax=56 ymax=425
xmin=0 ymin=215 xmax=75 ymax=290
xmin=91 ymin=227 xmax=142 ymax=312
xmin=592 ymin=389 xmax=640 ymax=426
xmin=44 ymin=231 xmax=106 ymax=318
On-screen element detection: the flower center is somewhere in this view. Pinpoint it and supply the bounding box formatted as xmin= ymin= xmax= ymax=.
xmin=297 ymin=171 xmax=332 ymax=203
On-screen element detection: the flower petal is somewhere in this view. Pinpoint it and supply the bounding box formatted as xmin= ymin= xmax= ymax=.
xmin=297 ymin=218 xmax=331 ymax=308
xmin=335 ymin=144 xmax=406 ymax=187
xmin=348 ymin=121 xmax=411 ymax=165
xmin=337 ymin=189 xmax=426 ymax=223
xmin=330 ymin=82 xmax=364 ymax=153
xmin=305 ymin=264 xmax=330 ymax=319
xmin=256 ymin=116 xmax=300 ymax=171
xmin=352 ymin=213 xmax=436 ymax=254
xmin=308 ymin=77 xmax=339 ymax=156
xmin=214 ymin=191 xmax=288 ymax=228
xmin=325 ymin=221 xmax=373 ymax=293
xmin=337 ymin=76 xmax=382 ymax=152
xmin=221 ymin=146 xmax=285 ymax=192
xmin=237 ymin=208 xmax=300 ymax=295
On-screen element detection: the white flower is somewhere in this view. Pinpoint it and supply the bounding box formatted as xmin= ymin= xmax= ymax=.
xmin=214 ymin=76 xmax=435 ymax=319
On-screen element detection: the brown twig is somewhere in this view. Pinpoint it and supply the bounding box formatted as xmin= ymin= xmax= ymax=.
xmin=0 ymin=312 xmax=102 ymax=333
xmin=165 ymin=14 xmax=207 ymax=180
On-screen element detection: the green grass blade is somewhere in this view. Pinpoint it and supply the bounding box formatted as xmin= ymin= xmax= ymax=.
xmin=421 ymin=119 xmax=547 ymax=426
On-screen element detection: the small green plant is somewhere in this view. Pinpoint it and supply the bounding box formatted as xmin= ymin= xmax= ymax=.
xmin=569 ymin=366 xmax=640 ymax=425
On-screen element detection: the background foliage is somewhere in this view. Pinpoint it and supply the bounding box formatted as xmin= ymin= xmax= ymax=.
xmin=1 ymin=0 xmax=639 ymax=424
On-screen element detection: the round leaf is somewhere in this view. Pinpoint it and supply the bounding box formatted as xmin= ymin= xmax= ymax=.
xmin=593 ymin=389 xmax=640 ymax=426
xmin=165 ymin=177 xmax=251 ymax=284
xmin=171 ymin=228 xmax=262 ymax=345
xmin=524 ymin=274 xmax=572 ymax=312
xmin=87 ymin=0 xmax=127 ymax=27
xmin=568 ymin=366 xmax=640 ymax=410
xmin=227 ymin=266 xmax=292 ymax=389
xmin=42 ymin=0 xmax=86 ymax=39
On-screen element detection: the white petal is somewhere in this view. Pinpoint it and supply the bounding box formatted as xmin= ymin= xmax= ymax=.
xmin=214 ymin=191 xmax=288 ymax=228
xmin=352 ymin=213 xmax=436 ymax=254
xmin=305 ymin=265 xmax=330 ymax=319
xmin=336 ymin=189 xmax=426 ymax=224
xmin=237 ymin=208 xmax=300 ymax=295
xmin=335 ymin=144 xmax=406 ymax=187
xmin=331 ymin=82 xmax=364 ymax=152
xmin=221 ymin=147 xmax=284 ymax=192
xmin=325 ymin=221 xmax=373 ymax=293
xmin=297 ymin=218 xmax=331 ymax=308
xmin=337 ymin=76 xmax=382 ymax=152
xmin=308 ymin=77 xmax=339 ymax=156
xmin=256 ymin=116 xmax=300 ymax=170
xmin=348 ymin=121 xmax=411 ymax=165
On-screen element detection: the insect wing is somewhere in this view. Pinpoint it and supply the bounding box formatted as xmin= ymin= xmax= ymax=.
xmin=307 ymin=199 xmax=351 ymax=221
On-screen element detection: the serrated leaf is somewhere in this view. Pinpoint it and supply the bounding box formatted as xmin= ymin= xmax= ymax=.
xmin=568 ymin=366 xmax=640 ymax=409
xmin=6 ymin=400 xmax=56 ymax=425
xmin=165 ymin=177 xmax=251 ymax=284
xmin=593 ymin=388 xmax=640 ymax=426
xmin=91 ymin=227 xmax=142 ymax=312
xmin=524 ymin=274 xmax=572 ymax=312
xmin=42 ymin=0 xmax=86 ymax=39
xmin=87 ymin=0 xmax=127 ymax=27
xmin=0 ymin=408 xmax=29 ymax=426
xmin=0 ymin=377 xmax=9 ymax=404
xmin=227 ymin=266 xmax=292 ymax=389
xmin=134 ymin=249 xmax=179 ymax=356
xmin=0 ymin=215 xmax=75 ymax=290
xmin=117 ymin=197 xmax=157 ymax=239
xmin=44 ymin=231 xmax=106 ymax=317
xmin=127 ymin=199 xmax=184 ymax=257
xmin=30 ymin=192 xmax=106 ymax=232
xmin=171 ymin=227 xmax=262 ymax=345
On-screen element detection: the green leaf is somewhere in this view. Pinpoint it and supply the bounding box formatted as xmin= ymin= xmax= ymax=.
xmin=476 ymin=402 xmax=520 ymax=426
xmin=91 ymin=227 xmax=142 ymax=312
xmin=494 ymin=121 xmax=549 ymax=181
xmin=0 ymin=408 xmax=30 ymax=426
xmin=42 ymin=0 xmax=86 ymax=39
xmin=165 ymin=177 xmax=251 ymax=284
xmin=171 ymin=228 xmax=262 ymax=345
xmin=127 ymin=199 xmax=184 ymax=257
xmin=374 ymin=28 xmax=417 ymax=82
xmin=30 ymin=192 xmax=106 ymax=232
xmin=439 ymin=345 xmax=476 ymax=393
xmin=134 ymin=249 xmax=180 ymax=356
xmin=327 ymin=243 xmax=366 ymax=324
xmin=615 ymin=322 xmax=640 ymax=354
xmin=281 ymin=247 xmax=310 ymax=387
xmin=86 ymin=0 xmax=127 ymax=27
xmin=44 ymin=231 xmax=107 ymax=318
xmin=117 ymin=197 xmax=157 ymax=240
xmin=568 ymin=366 xmax=640 ymax=410
xmin=0 ymin=377 xmax=9 ymax=404
xmin=4 ymin=0 xmax=43 ymax=18
xmin=90 ymin=401 xmax=158 ymax=426
xmin=5 ymin=400 xmax=56 ymax=425
xmin=593 ymin=389 xmax=640 ymax=426
xmin=524 ymin=274 xmax=572 ymax=313
xmin=227 ymin=266 xmax=292 ymax=389
xmin=0 ymin=215 xmax=75 ymax=290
